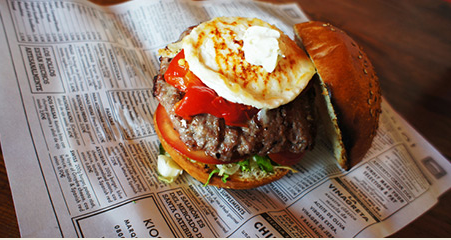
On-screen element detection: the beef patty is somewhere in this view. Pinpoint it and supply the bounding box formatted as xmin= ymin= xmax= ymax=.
xmin=153 ymin=55 xmax=316 ymax=162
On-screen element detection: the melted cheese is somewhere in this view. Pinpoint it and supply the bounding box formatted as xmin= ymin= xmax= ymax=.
xmin=182 ymin=17 xmax=316 ymax=109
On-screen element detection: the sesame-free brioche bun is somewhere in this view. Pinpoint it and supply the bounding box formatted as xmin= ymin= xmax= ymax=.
xmin=294 ymin=21 xmax=382 ymax=170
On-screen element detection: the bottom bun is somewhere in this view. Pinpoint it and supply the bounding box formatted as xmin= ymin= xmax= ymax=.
xmin=154 ymin=107 xmax=290 ymax=189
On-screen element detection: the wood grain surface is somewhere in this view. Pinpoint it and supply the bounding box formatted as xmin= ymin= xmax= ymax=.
xmin=0 ymin=0 xmax=450 ymax=237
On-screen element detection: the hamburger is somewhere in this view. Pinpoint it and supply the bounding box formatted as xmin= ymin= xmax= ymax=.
xmin=152 ymin=17 xmax=381 ymax=189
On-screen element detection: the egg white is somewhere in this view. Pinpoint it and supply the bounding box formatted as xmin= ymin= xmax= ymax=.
xmin=181 ymin=17 xmax=316 ymax=109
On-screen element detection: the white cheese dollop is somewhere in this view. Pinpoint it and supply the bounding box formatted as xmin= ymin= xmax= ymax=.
xmin=242 ymin=26 xmax=283 ymax=73
xmin=157 ymin=155 xmax=183 ymax=182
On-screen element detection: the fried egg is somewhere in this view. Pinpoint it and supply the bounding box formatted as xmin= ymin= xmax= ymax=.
xmin=182 ymin=17 xmax=316 ymax=109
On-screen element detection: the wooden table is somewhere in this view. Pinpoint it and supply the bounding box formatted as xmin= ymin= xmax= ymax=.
xmin=1 ymin=0 xmax=450 ymax=237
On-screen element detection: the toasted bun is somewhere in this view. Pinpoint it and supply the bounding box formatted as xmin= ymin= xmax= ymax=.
xmin=294 ymin=21 xmax=382 ymax=170
xmin=154 ymin=110 xmax=289 ymax=189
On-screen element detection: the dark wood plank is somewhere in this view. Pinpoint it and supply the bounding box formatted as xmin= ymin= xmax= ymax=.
xmin=0 ymin=146 xmax=20 ymax=237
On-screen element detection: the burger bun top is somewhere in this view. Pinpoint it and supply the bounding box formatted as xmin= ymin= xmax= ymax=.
xmin=294 ymin=21 xmax=382 ymax=170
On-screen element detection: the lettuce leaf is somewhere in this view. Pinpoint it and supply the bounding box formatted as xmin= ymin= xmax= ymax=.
xmin=204 ymin=169 xmax=220 ymax=187
xmin=237 ymin=158 xmax=250 ymax=172
xmin=253 ymin=155 xmax=274 ymax=173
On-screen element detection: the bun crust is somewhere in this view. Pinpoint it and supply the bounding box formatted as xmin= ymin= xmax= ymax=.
xmin=294 ymin=21 xmax=382 ymax=169
xmin=154 ymin=111 xmax=289 ymax=189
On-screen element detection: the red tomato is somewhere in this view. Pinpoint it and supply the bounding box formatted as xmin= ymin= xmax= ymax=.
xmin=164 ymin=50 xmax=258 ymax=127
xmin=268 ymin=151 xmax=305 ymax=166
xmin=155 ymin=104 xmax=229 ymax=165
xmin=164 ymin=50 xmax=202 ymax=91
xmin=174 ymin=85 xmax=220 ymax=120
xmin=211 ymin=97 xmax=259 ymax=127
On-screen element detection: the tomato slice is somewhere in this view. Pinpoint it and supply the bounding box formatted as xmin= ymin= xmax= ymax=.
xmin=155 ymin=104 xmax=228 ymax=165
xmin=268 ymin=151 xmax=305 ymax=166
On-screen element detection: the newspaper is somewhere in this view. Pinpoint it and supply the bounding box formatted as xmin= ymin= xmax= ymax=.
xmin=0 ymin=0 xmax=449 ymax=237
